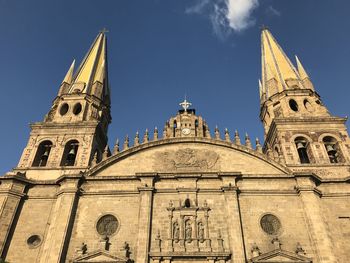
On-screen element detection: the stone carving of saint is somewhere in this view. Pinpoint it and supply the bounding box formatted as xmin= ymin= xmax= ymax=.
xmin=185 ymin=220 xmax=192 ymax=241
xmin=173 ymin=221 xmax=180 ymax=240
xmin=198 ymin=222 xmax=205 ymax=241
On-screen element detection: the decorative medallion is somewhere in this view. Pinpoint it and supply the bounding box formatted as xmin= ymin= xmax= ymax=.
xmin=27 ymin=235 xmax=42 ymax=248
xmin=154 ymin=148 xmax=219 ymax=171
xmin=96 ymin=214 xmax=119 ymax=236
xmin=260 ymin=214 xmax=281 ymax=235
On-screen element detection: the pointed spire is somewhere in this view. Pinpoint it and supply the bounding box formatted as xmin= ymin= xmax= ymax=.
xmin=113 ymin=138 xmax=119 ymax=154
xmin=261 ymin=29 xmax=302 ymax=96
xmin=245 ymin=133 xmax=252 ymax=149
xmin=295 ymin=55 xmax=309 ymax=79
xmin=163 ymin=124 xmax=168 ymax=139
xmin=123 ymin=135 xmax=129 ymax=150
xmin=69 ymin=31 xmax=109 ymax=100
xmin=255 ymin=138 xmax=262 ymax=153
xmin=134 ymin=131 xmax=140 ymax=146
xmin=214 ymin=126 xmax=220 ymax=140
xmin=234 ymin=130 xmax=241 ymax=145
xmin=224 ymin=128 xmax=230 ymax=142
xmin=62 ymin=60 xmax=75 ymax=84
xmin=143 ymin=129 xmax=149 ymax=143
xmin=154 ymin=127 xmax=159 ymax=141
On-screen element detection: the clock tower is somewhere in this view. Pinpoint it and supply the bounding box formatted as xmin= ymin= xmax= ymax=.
xmin=163 ymin=99 xmax=211 ymax=138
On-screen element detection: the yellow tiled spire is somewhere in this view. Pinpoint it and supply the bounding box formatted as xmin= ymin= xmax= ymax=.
xmin=70 ymin=32 xmax=107 ymax=94
xmin=261 ymin=29 xmax=301 ymax=97
xmin=62 ymin=60 xmax=75 ymax=84
xmin=295 ymin=55 xmax=309 ymax=79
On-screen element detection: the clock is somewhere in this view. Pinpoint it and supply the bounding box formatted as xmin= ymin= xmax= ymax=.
xmin=181 ymin=128 xmax=191 ymax=135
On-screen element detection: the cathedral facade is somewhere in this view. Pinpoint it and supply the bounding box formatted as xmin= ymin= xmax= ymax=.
xmin=0 ymin=29 xmax=349 ymax=263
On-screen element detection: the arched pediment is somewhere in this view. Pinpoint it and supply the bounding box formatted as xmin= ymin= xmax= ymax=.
xmin=87 ymin=138 xmax=291 ymax=177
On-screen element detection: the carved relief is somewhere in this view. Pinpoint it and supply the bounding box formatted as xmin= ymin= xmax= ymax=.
xmin=96 ymin=214 xmax=119 ymax=236
xmin=154 ymin=148 xmax=219 ymax=171
xmin=260 ymin=214 xmax=281 ymax=235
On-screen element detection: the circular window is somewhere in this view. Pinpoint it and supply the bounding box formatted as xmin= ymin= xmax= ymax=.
xmin=59 ymin=103 xmax=69 ymax=116
xmin=27 ymin=235 xmax=42 ymax=248
xmin=73 ymin=103 xmax=82 ymax=115
xmin=303 ymin=99 xmax=312 ymax=111
xmin=96 ymin=214 xmax=119 ymax=236
xmin=289 ymin=99 xmax=299 ymax=112
xmin=260 ymin=214 xmax=282 ymax=235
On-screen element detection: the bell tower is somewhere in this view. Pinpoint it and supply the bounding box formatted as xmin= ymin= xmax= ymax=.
xmin=16 ymin=32 xmax=111 ymax=179
xmin=259 ymin=28 xmax=350 ymax=170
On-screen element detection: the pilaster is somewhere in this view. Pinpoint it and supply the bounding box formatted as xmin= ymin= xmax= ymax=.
xmin=221 ymin=176 xmax=246 ymax=263
xmin=135 ymin=175 xmax=155 ymax=263
xmin=296 ymin=175 xmax=338 ymax=263
xmin=39 ymin=175 xmax=81 ymax=263
xmin=0 ymin=176 xmax=27 ymax=258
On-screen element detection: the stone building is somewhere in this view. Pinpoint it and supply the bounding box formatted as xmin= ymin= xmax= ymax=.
xmin=0 ymin=29 xmax=349 ymax=263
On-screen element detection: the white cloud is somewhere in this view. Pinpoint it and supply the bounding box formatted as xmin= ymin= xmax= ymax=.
xmin=185 ymin=0 xmax=260 ymax=39
xmin=185 ymin=0 xmax=210 ymax=14
xmin=225 ymin=0 xmax=259 ymax=32
xmin=266 ymin=5 xmax=281 ymax=17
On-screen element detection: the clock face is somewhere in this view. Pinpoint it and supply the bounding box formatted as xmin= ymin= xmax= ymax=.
xmin=182 ymin=128 xmax=191 ymax=135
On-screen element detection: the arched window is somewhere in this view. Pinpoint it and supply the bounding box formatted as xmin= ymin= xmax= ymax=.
xmin=32 ymin=140 xmax=53 ymax=167
xmin=323 ymin=136 xmax=341 ymax=163
xmin=61 ymin=140 xmax=79 ymax=166
xmin=295 ymin=137 xmax=310 ymax=164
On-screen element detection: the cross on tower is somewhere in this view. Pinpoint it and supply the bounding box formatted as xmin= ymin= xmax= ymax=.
xmin=100 ymin=28 xmax=109 ymax=34
xmin=179 ymin=98 xmax=192 ymax=112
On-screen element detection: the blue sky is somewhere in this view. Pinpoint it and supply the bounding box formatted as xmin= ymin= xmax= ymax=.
xmin=0 ymin=0 xmax=350 ymax=174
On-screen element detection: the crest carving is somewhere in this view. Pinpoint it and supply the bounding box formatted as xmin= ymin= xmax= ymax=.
xmin=154 ymin=148 xmax=219 ymax=171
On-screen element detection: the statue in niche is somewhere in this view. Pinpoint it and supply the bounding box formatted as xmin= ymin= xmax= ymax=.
xmin=173 ymin=221 xmax=180 ymax=241
xmin=198 ymin=222 xmax=205 ymax=241
xmin=185 ymin=220 xmax=192 ymax=241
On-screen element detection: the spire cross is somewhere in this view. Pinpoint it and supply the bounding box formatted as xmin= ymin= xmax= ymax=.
xmin=100 ymin=28 xmax=109 ymax=34
xmin=179 ymin=98 xmax=192 ymax=112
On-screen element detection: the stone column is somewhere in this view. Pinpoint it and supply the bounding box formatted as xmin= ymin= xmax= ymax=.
xmin=222 ymin=183 xmax=246 ymax=263
xmin=135 ymin=186 xmax=154 ymax=263
xmin=39 ymin=175 xmax=81 ymax=263
xmin=296 ymin=176 xmax=338 ymax=263
xmin=0 ymin=176 xmax=27 ymax=258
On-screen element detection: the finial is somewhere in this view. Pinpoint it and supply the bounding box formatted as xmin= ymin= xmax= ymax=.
xmin=163 ymin=125 xmax=167 ymax=139
xmin=123 ymin=135 xmax=129 ymax=150
xmin=91 ymin=151 xmax=99 ymax=166
xmin=113 ymin=138 xmax=119 ymax=154
xmin=295 ymin=242 xmax=306 ymax=256
xmin=251 ymin=243 xmax=261 ymax=257
xmin=255 ymin=138 xmax=262 ymax=153
xmin=102 ymin=145 xmax=109 ymax=160
xmin=234 ymin=130 xmax=241 ymax=145
xmin=260 ymin=24 xmax=269 ymax=31
xmin=134 ymin=131 xmax=140 ymax=146
xmin=154 ymin=126 xmax=158 ymax=141
xmin=271 ymin=237 xmax=281 ymax=250
xmin=143 ymin=129 xmax=149 ymax=143
xmin=205 ymin=126 xmax=211 ymax=138
xmin=179 ymin=97 xmax=192 ymax=112
xmin=245 ymin=133 xmax=252 ymax=149
xmin=224 ymin=128 xmax=230 ymax=142
xmin=214 ymin=125 xmax=220 ymax=140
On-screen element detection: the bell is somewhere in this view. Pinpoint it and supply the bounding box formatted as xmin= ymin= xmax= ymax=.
xmin=68 ymin=147 xmax=76 ymax=157
xmin=326 ymin=144 xmax=336 ymax=154
xmin=296 ymin=142 xmax=305 ymax=150
xmin=42 ymin=148 xmax=50 ymax=157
